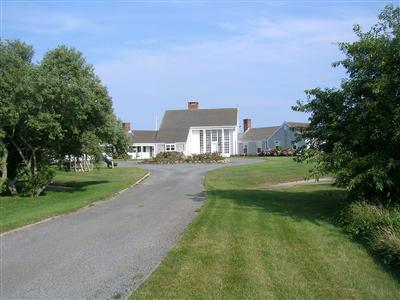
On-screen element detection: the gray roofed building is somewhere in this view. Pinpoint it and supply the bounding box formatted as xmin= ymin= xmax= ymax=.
xmin=126 ymin=102 xmax=239 ymax=159
xmin=238 ymin=120 xmax=309 ymax=155
xmin=287 ymin=122 xmax=309 ymax=128
xmin=157 ymin=108 xmax=238 ymax=143
xmin=128 ymin=130 xmax=158 ymax=143
xmin=239 ymin=126 xmax=280 ymax=141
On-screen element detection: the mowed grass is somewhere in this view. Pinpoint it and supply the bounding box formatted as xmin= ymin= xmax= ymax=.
xmin=133 ymin=158 xmax=400 ymax=299
xmin=0 ymin=167 xmax=148 ymax=233
xmin=206 ymin=157 xmax=314 ymax=190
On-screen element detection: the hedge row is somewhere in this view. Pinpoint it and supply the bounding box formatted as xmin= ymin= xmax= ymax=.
xmin=339 ymin=202 xmax=400 ymax=270
xmin=142 ymin=151 xmax=225 ymax=164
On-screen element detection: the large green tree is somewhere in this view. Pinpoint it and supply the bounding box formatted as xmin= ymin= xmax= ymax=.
xmin=0 ymin=41 xmax=128 ymax=196
xmin=293 ymin=5 xmax=400 ymax=204
xmin=0 ymin=40 xmax=61 ymax=196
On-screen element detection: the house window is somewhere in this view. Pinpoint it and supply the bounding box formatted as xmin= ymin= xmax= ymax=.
xmin=218 ymin=129 xmax=222 ymax=153
xmin=200 ymin=130 xmax=204 ymax=153
xmin=257 ymin=148 xmax=261 ymax=153
xmin=165 ymin=144 xmax=175 ymax=151
xmin=212 ymin=130 xmax=218 ymax=142
xmin=244 ymin=144 xmax=248 ymax=154
xmin=143 ymin=146 xmax=147 ymax=152
xmin=206 ymin=130 xmax=211 ymax=153
xmin=202 ymin=129 xmax=224 ymax=153
xmin=224 ymin=129 xmax=230 ymax=153
xmin=137 ymin=146 xmax=142 ymax=152
xmin=274 ymin=140 xmax=280 ymax=148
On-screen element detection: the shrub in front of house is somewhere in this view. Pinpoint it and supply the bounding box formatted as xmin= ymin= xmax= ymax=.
xmin=258 ymin=147 xmax=297 ymax=157
xmin=280 ymin=148 xmax=296 ymax=156
xmin=186 ymin=152 xmax=224 ymax=163
xmin=155 ymin=151 xmax=186 ymax=163
xmin=142 ymin=151 xmax=225 ymax=164
xmin=339 ymin=201 xmax=400 ymax=270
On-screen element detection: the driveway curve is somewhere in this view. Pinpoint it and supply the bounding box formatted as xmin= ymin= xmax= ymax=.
xmin=1 ymin=158 xmax=261 ymax=299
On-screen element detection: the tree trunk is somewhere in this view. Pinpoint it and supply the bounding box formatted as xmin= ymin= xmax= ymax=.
xmin=7 ymin=176 xmax=18 ymax=196
xmin=31 ymin=148 xmax=38 ymax=177
xmin=0 ymin=147 xmax=8 ymax=191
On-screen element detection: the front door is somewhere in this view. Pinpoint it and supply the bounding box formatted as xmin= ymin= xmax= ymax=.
xmin=211 ymin=142 xmax=218 ymax=153
xmin=150 ymin=146 xmax=154 ymax=157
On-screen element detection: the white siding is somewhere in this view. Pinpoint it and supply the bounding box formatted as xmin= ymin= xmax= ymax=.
xmin=127 ymin=143 xmax=156 ymax=159
xmin=189 ymin=130 xmax=201 ymax=154
xmin=186 ymin=126 xmax=238 ymax=157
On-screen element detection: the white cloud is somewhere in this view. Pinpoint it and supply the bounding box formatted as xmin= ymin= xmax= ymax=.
xmin=94 ymin=14 xmax=377 ymax=127
xmin=5 ymin=6 xmax=91 ymax=34
xmin=96 ymin=15 xmax=366 ymax=87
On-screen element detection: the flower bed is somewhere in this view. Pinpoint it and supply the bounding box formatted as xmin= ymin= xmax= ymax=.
xmin=258 ymin=147 xmax=297 ymax=157
xmin=141 ymin=152 xmax=226 ymax=164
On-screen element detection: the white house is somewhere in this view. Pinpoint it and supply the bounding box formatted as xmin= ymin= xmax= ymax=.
xmin=127 ymin=130 xmax=157 ymax=159
xmin=127 ymin=102 xmax=239 ymax=159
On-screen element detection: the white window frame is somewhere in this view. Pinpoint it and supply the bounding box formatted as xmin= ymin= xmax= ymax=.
xmin=274 ymin=140 xmax=280 ymax=147
xmin=165 ymin=144 xmax=176 ymax=152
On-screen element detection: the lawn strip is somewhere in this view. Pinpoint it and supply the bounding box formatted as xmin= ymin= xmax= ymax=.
xmin=0 ymin=167 xmax=148 ymax=233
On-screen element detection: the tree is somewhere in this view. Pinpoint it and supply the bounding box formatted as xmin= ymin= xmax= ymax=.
xmin=293 ymin=5 xmax=400 ymax=204
xmin=0 ymin=40 xmax=60 ymax=196
xmin=0 ymin=41 xmax=128 ymax=196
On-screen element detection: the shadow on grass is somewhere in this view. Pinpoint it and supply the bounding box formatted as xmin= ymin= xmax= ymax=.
xmin=0 ymin=180 xmax=110 ymax=198
xmin=48 ymin=180 xmax=109 ymax=192
xmin=208 ymin=187 xmax=400 ymax=282
xmin=186 ymin=191 xmax=206 ymax=202
xmin=208 ymin=188 xmax=346 ymax=225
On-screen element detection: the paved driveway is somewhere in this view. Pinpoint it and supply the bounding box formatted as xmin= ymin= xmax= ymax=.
xmin=1 ymin=158 xmax=261 ymax=299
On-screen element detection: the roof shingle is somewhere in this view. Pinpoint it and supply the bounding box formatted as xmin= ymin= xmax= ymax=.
xmin=128 ymin=130 xmax=158 ymax=143
xmin=156 ymin=108 xmax=238 ymax=142
xmin=239 ymin=126 xmax=280 ymax=141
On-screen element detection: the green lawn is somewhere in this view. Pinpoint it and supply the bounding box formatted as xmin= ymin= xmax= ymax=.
xmin=133 ymin=157 xmax=400 ymax=299
xmin=0 ymin=167 xmax=148 ymax=233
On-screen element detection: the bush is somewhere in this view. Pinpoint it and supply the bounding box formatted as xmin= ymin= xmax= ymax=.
xmin=112 ymin=152 xmax=130 ymax=160
xmin=258 ymin=148 xmax=297 ymax=157
xmin=339 ymin=201 xmax=400 ymax=270
xmin=21 ymin=166 xmax=55 ymax=197
xmin=142 ymin=152 xmax=225 ymax=164
xmin=154 ymin=151 xmax=185 ymax=163
xmin=186 ymin=152 xmax=224 ymax=163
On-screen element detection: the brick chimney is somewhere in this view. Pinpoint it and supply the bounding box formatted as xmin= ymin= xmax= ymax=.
xmin=243 ymin=119 xmax=252 ymax=132
xmin=122 ymin=122 xmax=131 ymax=131
xmin=188 ymin=101 xmax=199 ymax=110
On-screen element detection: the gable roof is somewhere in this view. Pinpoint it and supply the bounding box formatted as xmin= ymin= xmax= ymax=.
xmin=157 ymin=108 xmax=238 ymax=143
xmin=239 ymin=126 xmax=280 ymax=141
xmin=287 ymin=122 xmax=309 ymax=128
xmin=128 ymin=130 xmax=158 ymax=143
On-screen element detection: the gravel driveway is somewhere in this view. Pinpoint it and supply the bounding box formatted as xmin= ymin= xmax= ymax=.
xmin=1 ymin=158 xmax=261 ymax=299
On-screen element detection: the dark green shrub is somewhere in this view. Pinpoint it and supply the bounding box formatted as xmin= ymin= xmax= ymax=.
xmin=154 ymin=151 xmax=185 ymax=163
xmin=339 ymin=202 xmax=400 ymax=269
xmin=21 ymin=166 xmax=55 ymax=197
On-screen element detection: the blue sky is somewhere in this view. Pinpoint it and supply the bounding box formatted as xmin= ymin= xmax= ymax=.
xmin=2 ymin=0 xmax=396 ymax=130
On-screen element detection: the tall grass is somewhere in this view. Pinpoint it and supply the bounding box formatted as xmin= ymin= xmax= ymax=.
xmin=340 ymin=202 xmax=400 ymax=270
